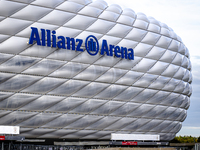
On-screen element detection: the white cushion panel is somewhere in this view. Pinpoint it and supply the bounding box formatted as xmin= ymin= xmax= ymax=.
xmin=137 ymin=13 xmax=149 ymax=22
xmin=11 ymin=5 xmax=52 ymax=21
xmin=141 ymin=32 xmax=161 ymax=45
xmin=88 ymin=0 xmax=107 ymax=10
xmin=72 ymin=82 xmax=109 ymax=98
xmin=21 ymin=77 xmax=67 ymax=94
xmin=94 ymin=84 xmax=127 ymax=99
xmin=155 ymin=36 xmax=172 ymax=49
xmin=115 ymin=56 xmax=142 ymax=70
xmin=0 ymin=93 xmax=39 ymax=110
xmin=130 ymin=89 xmax=158 ymax=103
xmin=47 ymin=48 xmax=80 ymax=61
xmin=16 ymin=22 xmax=58 ymax=38
xmin=19 ymin=95 xmax=65 ymax=111
xmin=133 ymin=73 xmax=158 ymax=88
xmin=173 ymin=67 xmax=185 ymax=80
xmin=72 ymin=51 xmax=101 ymax=64
xmin=99 ymin=11 xmax=119 ymax=22
xmin=96 ymin=68 xmax=127 ymax=83
xmin=0 ymin=36 xmax=29 ymax=54
xmin=125 ymin=28 xmax=147 ymax=42
xmin=122 ymin=8 xmax=136 ymax=18
xmin=22 ymin=59 xmax=65 ymax=76
xmin=118 ymin=39 xmax=138 ymax=48
xmin=178 ymin=43 xmax=186 ymax=55
xmin=107 ymin=24 xmax=132 ymax=38
xmin=0 ymin=111 xmax=38 ymax=125
xmin=168 ymin=39 xmax=180 ymax=52
xmin=73 ymin=65 xmax=109 ymax=81
xmin=0 ymin=55 xmax=41 ymax=73
xmin=0 ymin=1 xmax=26 ymax=17
xmin=56 ymin=1 xmax=84 ymax=13
xmin=115 ymin=71 xmax=144 ymax=86
xmin=46 ymin=97 xmax=87 ymax=112
xmin=94 ymin=55 xmax=120 ymax=67
xmin=147 ymin=23 xmax=160 ymax=33
xmin=133 ymin=19 xmax=149 ymax=30
xmin=49 ymin=62 xmax=89 ymax=78
xmin=162 ymin=78 xmax=180 ymax=92
xmin=20 ymin=43 xmax=57 ymax=57
xmin=0 ymin=74 xmax=42 ymax=92
xmin=69 ymin=0 xmax=92 ymax=5
xmin=31 ymin=0 xmax=64 ymax=8
xmin=117 ymin=15 xmax=135 ymax=26
xmin=181 ymin=56 xmax=189 ymax=68
xmin=70 ymin=99 xmax=106 ymax=114
xmin=160 ymin=28 xmax=170 ymax=37
xmin=132 ymin=58 xmax=156 ymax=72
xmin=39 ymin=10 xmax=76 ymax=26
xmin=42 ymin=114 xmax=84 ymax=128
xmin=145 ymin=46 xmax=166 ymax=60
xmin=159 ymin=50 xmax=177 ymax=63
xmin=106 ymin=4 xmax=122 ymax=14
xmin=18 ymin=113 xmax=61 ymax=127
xmin=86 ymin=19 xmax=115 ymax=34
xmin=78 ymin=6 xmax=103 ymax=17
xmin=171 ymin=53 xmax=184 ymax=66
xmin=0 ymin=18 xmax=32 ymax=35
xmin=90 ymin=101 xmax=124 ymax=115
xmin=114 ymin=87 xmax=144 ymax=101
xmin=149 ymin=76 xmax=171 ymax=90
xmin=134 ymin=43 xmax=153 ymax=57
xmin=64 ymin=15 xmax=97 ymax=30
xmin=0 ymin=53 xmax=15 ymax=66
xmin=148 ymin=61 xmax=169 ymax=75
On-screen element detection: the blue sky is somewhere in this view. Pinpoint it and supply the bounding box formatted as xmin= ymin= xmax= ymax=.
xmin=105 ymin=0 xmax=200 ymax=137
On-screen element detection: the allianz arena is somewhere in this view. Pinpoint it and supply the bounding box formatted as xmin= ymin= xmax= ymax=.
xmin=0 ymin=0 xmax=192 ymax=141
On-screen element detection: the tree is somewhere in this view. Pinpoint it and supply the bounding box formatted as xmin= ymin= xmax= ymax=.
xmin=198 ymin=136 xmax=200 ymax=142
xmin=170 ymin=136 xmax=198 ymax=143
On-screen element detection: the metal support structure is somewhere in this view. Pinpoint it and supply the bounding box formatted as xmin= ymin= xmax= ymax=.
xmin=195 ymin=143 xmax=200 ymax=150
xmin=8 ymin=142 xmax=11 ymax=150
xmin=1 ymin=142 xmax=4 ymax=150
xmin=20 ymin=143 xmax=22 ymax=150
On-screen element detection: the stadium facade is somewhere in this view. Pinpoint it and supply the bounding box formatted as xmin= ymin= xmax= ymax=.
xmin=0 ymin=0 xmax=192 ymax=141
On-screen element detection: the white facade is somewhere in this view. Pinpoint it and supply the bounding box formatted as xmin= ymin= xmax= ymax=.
xmin=0 ymin=0 xmax=192 ymax=141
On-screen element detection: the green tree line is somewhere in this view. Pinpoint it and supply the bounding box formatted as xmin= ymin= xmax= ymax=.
xmin=170 ymin=136 xmax=200 ymax=143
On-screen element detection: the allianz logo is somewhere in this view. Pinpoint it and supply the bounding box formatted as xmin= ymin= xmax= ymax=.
xmin=29 ymin=27 xmax=134 ymax=60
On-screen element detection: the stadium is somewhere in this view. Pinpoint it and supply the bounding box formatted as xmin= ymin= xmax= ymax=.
xmin=0 ymin=0 xmax=192 ymax=144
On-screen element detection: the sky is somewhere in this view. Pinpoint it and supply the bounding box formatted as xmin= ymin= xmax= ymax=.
xmin=105 ymin=0 xmax=200 ymax=137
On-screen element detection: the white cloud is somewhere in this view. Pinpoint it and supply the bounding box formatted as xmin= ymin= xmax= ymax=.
xmin=177 ymin=126 xmax=200 ymax=137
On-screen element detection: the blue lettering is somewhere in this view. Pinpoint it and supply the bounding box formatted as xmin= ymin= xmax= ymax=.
xmin=76 ymin=39 xmax=83 ymax=51
xmin=100 ymin=40 xmax=109 ymax=56
xmin=52 ymin=30 xmax=56 ymax=48
xmin=66 ymin=37 xmax=75 ymax=50
xmin=121 ymin=47 xmax=128 ymax=59
xmin=46 ymin=29 xmax=51 ymax=47
xmin=28 ymin=27 xmax=134 ymax=60
xmin=114 ymin=46 xmax=121 ymax=58
xmin=41 ymin=29 xmax=45 ymax=46
xmin=29 ymin=27 xmax=41 ymax=45
xmin=109 ymin=45 xmax=114 ymax=56
xmin=128 ymin=48 xmax=134 ymax=60
xmin=57 ymin=36 xmax=66 ymax=49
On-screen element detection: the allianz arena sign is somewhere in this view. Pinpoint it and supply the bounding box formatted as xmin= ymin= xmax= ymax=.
xmin=29 ymin=27 xmax=134 ymax=59
xmin=0 ymin=0 xmax=192 ymax=141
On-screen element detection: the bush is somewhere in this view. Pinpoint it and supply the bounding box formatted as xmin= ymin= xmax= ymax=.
xmin=170 ymin=136 xmax=198 ymax=143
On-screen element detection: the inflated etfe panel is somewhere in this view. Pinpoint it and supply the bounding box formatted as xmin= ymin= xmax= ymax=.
xmin=0 ymin=0 xmax=192 ymax=141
